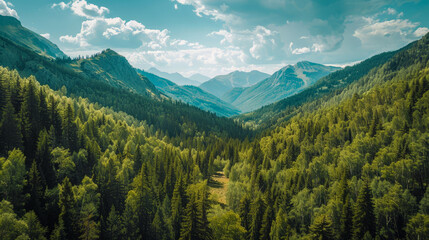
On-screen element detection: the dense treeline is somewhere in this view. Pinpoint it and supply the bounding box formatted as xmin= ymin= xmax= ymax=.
xmin=0 ymin=35 xmax=248 ymax=140
xmin=0 ymin=67 xmax=242 ymax=239
xmin=236 ymin=45 xmax=403 ymax=130
xmin=1 ymin=24 xmax=429 ymax=240
xmin=225 ymin=34 xmax=429 ymax=239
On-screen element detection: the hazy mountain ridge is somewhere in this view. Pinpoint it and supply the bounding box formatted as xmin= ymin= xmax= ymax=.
xmin=138 ymin=70 xmax=241 ymax=117
xmin=0 ymin=15 xmax=66 ymax=59
xmin=200 ymin=70 xmax=270 ymax=98
xmin=226 ymin=61 xmax=340 ymax=112
xmin=235 ymin=45 xmax=409 ymax=129
xmin=189 ymin=73 xmax=210 ymax=83
xmin=147 ymin=67 xmax=201 ymax=86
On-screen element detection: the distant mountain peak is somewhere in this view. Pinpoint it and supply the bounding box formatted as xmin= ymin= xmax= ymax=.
xmin=146 ymin=67 xmax=200 ymax=86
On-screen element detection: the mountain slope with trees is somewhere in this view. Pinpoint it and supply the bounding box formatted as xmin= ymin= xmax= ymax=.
xmin=0 ymin=15 xmax=66 ymax=59
xmin=200 ymin=70 xmax=270 ymax=99
xmin=226 ymin=62 xmax=340 ymax=112
xmin=138 ymin=70 xmax=241 ymax=117
xmin=0 ymin=13 xmax=428 ymax=240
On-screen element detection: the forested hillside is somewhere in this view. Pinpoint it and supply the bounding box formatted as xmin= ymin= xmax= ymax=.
xmin=139 ymin=70 xmax=241 ymax=117
xmin=0 ymin=11 xmax=428 ymax=240
xmin=236 ymin=48 xmax=402 ymax=129
xmin=0 ymin=15 xmax=66 ymax=59
xmin=0 ymin=67 xmax=244 ymax=239
xmin=0 ymin=35 xmax=246 ymax=139
xmin=224 ymin=33 xmax=429 ymax=240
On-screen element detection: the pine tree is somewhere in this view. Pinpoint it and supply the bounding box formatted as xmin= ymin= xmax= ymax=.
xmin=249 ymin=196 xmax=265 ymax=240
xmin=58 ymin=177 xmax=78 ymax=239
xmin=35 ymin=129 xmax=55 ymax=188
xmin=20 ymin=78 xmax=40 ymax=161
xmin=172 ymin=177 xmax=186 ymax=239
xmin=259 ymin=205 xmax=274 ymax=240
xmin=340 ymin=197 xmax=353 ymax=240
xmin=269 ymin=208 xmax=290 ymax=240
xmin=105 ymin=205 xmax=122 ymax=240
xmin=26 ymin=161 xmax=44 ymax=218
xmin=353 ymin=180 xmax=376 ymax=240
xmin=239 ymin=194 xmax=252 ymax=235
xmin=152 ymin=208 xmax=169 ymax=240
xmin=0 ymin=101 xmax=22 ymax=153
xmin=310 ymin=215 xmax=335 ymax=240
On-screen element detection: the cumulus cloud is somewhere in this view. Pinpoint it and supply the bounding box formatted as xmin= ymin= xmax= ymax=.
xmin=0 ymin=0 xmax=18 ymax=18
xmin=59 ymin=17 xmax=173 ymax=49
xmin=353 ymin=18 xmax=420 ymax=49
xmin=54 ymin=0 xmax=428 ymax=77
xmin=414 ymin=27 xmax=429 ymax=37
xmin=210 ymin=26 xmax=281 ymax=61
xmin=122 ymin=47 xmax=250 ymax=77
xmin=52 ymin=0 xmax=109 ymax=19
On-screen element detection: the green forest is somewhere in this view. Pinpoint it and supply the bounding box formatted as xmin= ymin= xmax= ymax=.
xmin=0 ymin=19 xmax=429 ymax=240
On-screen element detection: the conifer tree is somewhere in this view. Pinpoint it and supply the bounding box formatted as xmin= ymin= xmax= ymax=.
xmin=0 ymin=101 xmax=22 ymax=153
xmin=353 ymin=180 xmax=376 ymax=240
xmin=269 ymin=208 xmax=290 ymax=240
xmin=172 ymin=177 xmax=186 ymax=239
xmin=249 ymin=196 xmax=265 ymax=240
xmin=310 ymin=215 xmax=335 ymax=240
xmin=260 ymin=205 xmax=274 ymax=240
xmin=58 ymin=177 xmax=78 ymax=239
xmin=26 ymin=160 xmax=44 ymax=218
xmin=239 ymin=194 xmax=252 ymax=235
xmin=340 ymin=197 xmax=353 ymax=240
xmin=104 ymin=205 xmax=122 ymax=240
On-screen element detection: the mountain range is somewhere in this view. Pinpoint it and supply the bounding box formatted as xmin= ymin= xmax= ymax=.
xmin=0 ymin=12 xmax=428 ymax=240
xmin=0 ymin=15 xmax=343 ymax=118
xmin=147 ymin=67 xmax=201 ymax=86
xmin=199 ymin=70 xmax=270 ymax=98
xmin=223 ymin=61 xmax=340 ymax=112
xmin=137 ymin=70 xmax=240 ymax=117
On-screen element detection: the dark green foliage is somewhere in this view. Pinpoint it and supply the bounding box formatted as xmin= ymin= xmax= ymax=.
xmin=58 ymin=177 xmax=78 ymax=239
xmin=310 ymin=215 xmax=335 ymax=240
xmin=353 ymin=181 xmax=376 ymax=240
xmin=249 ymin=196 xmax=265 ymax=240
xmin=0 ymin=25 xmax=428 ymax=240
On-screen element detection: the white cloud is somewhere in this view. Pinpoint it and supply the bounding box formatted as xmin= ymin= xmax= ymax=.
xmin=41 ymin=33 xmax=51 ymax=39
xmin=210 ymin=26 xmax=280 ymax=61
xmin=175 ymin=0 xmax=240 ymax=24
xmin=289 ymin=42 xmax=310 ymax=55
xmin=60 ymin=17 xmax=174 ymax=49
xmin=387 ymin=8 xmax=397 ymax=15
xmin=52 ymin=2 xmax=70 ymax=10
xmin=0 ymin=0 xmax=18 ymax=18
xmin=354 ymin=18 xmax=418 ymax=45
xmin=52 ymin=0 xmax=109 ymax=19
xmin=122 ymin=46 xmax=249 ymax=76
xmin=414 ymin=27 xmax=429 ymax=37
xmin=174 ymin=4 xmax=178 ymax=10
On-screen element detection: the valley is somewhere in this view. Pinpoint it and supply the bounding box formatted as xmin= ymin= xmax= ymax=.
xmin=0 ymin=4 xmax=428 ymax=240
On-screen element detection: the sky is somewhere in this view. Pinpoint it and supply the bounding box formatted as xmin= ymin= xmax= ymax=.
xmin=1 ymin=0 xmax=429 ymax=77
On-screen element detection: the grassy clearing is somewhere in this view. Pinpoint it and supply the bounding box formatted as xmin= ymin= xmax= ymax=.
xmin=209 ymin=171 xmax=229 ymax=205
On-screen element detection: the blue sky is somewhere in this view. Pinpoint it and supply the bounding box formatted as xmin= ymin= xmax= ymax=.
xmin=1 ymin=0 xmax=428 ymax=77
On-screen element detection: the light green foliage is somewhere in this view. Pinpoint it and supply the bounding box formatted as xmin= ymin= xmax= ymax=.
xmin=208 ymin=205 xmax=246 ymax=240
xmin=406 ymin=213 xmax=429 ymax=240
xmin=0 ymin=149 xmax=27 ymax=209
xmin=0 ymin=200 xmax=28 ymax=239
xmin=51 ymin=147 xmax=75 ymax=181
